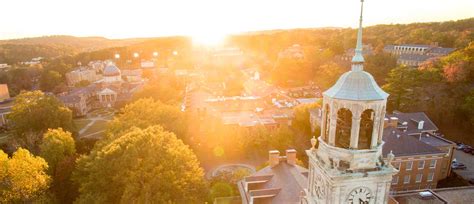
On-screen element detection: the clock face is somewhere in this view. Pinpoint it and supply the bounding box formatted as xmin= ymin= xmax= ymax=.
xmin=347 ymin=187 xmax=373 ymax=204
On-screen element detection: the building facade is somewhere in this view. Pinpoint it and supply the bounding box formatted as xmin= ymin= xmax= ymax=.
xmin=65 ymin=67 xmax=102 ymax=86
xmin=384 ymin=44 xmax=455 ymax=67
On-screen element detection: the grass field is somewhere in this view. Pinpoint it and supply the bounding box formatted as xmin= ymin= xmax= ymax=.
xmin=81 ymin=120 xmax=108 ymax=137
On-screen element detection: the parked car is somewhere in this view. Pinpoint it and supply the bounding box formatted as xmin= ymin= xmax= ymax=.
xmin=469 ymin=179 xmax=474 ymax=185
xmin=452 ymin=163 xmax=467 ymax=170
xmin=463 ymin=147 xmax=473 ymax=154
xmin=457 ymin=144 xmax=467 ymax=150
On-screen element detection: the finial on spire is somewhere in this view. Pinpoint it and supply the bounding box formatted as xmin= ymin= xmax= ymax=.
xmin=351 ymin=0 xmax=365 ymax=71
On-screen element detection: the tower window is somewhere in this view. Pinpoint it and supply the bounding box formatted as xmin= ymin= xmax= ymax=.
xmin=358 ymin=109 xmax=374 ymax=149
xmin=335 ymin=108 xmax=352 ymax=148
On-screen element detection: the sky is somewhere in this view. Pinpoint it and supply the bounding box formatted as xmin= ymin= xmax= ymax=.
xmin=0 ymin=0 xmax=473 ymax=40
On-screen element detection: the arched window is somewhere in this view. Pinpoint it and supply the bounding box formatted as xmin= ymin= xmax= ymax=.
xmin=358 ymin=109 xmax=374 ymax=149
xmin=335 ymin=108 xmax=352 ymax=148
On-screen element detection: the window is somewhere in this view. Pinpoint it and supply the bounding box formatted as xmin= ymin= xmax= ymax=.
xmin=430 ymin=160 xmax=437 ymax=169
xmin=416 ymin=174 xmax=422 ymax=183
xmin=392 ymin=176 xmax=399 ymax=185
xmin=393 ymin=162 xmax=401 ymax=170
xmin=427 ymin=172 xmax=434 ymax=182
xmin=404 ymin=175 xmax=411 ymax=184
xmin=406 ymin=161 xmax=413 ymax=171
xmin=418 ymin=161 xmax=425 ymax=169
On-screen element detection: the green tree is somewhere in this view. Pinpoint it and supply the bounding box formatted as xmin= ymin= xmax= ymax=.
xmin=40 ymin=70 xmax=62 ymax=91
xmin=8 ymin=91 xmax=74 ymax=151
xmin=382 ymin=65 xmax=420 ymax=111
xmin=73 ymin=126 xmax=207 ymax=203
xmin=0 ymin=148 xmax=50 ymax=203
xmin=292 ymin=102 xmax=321 ymax=135
xmin=314 ymin=62 xmax=345 ymax=89
xmin=108 ymin=98 xmax=186 ymax=138
xmin=74 ymin=80 xmax=91 ymax=88
xmin=462 ymin=90 xmax=474 ymax=129
xmin=39 ymin=128 xmax=76 ymax=175
xmin=364 ymin=53 xmax=398 ymax=84
xmin=132 ymin=81 xmax=181 ymax=104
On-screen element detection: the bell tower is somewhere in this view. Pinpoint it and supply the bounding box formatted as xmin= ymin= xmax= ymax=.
xmin=302 ymin=1 xmax=397 ymax=203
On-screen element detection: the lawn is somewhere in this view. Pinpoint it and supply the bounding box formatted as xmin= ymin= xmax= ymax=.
xmin=74 ymin=119 xmax=92 ymax=131
xmin=81 ymin=120 xmax=109 ymax=137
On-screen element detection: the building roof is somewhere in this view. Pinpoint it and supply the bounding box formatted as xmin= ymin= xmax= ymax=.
xmin=103 ymin=64 xmax=121 ymax=77
xmin=323 ymin=70 xmax=389 ymax=101
xmin=389 ymin=187 xmax=474 ymax=204
xmin=238 ymin=160 xmax=308 ymax=204
xmin=418 ymin=133 xmax=454 ymax=148
xmin=382 ymin=127 xmax=444 ymax=157
xmin=398 ymin=54 xmax=432 ymax=62
xmin=433 ymin=186 xmax=474 ymax=203
xmin=386 ymin=111 xmax=438 ymax=135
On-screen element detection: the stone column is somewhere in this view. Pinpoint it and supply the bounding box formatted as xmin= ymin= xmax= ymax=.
xmin=350 ymin=114 xmax=361 ymax=149
xmin=328 ymin=112 xmax=337 ymax=146
xmin=378 ymin=110 xmax=386 ymax=144
xmin=320 ymin=104 xmax=328 ymax=141
xmin=371 ymin=114 xmax=381 ymax=148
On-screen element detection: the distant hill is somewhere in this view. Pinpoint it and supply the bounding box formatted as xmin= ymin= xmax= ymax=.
xmin=0 ymin=35 xmax=149 ymax=64
xmin=0 ymin=35 xmax=147 ymax=52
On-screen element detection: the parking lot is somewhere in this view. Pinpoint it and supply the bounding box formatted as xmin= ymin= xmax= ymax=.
xmin=453 ymin=149 xmax=474 ymax=181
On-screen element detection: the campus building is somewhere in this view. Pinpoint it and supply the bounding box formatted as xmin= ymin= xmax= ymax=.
xmin=383 ymin=44 xmax=455 ymax=67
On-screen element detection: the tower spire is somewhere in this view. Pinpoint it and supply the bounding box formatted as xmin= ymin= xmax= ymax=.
xmin=351 ymin=0 xmax=365 ymax=71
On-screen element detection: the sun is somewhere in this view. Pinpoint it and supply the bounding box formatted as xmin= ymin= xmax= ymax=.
xmin=191 ymin=32 xmax=228 ymax=47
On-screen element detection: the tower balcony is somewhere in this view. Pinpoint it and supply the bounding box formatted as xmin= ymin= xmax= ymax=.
xmin=313 ymin=137 xmax=384 ymax=172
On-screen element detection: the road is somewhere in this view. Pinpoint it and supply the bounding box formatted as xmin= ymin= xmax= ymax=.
xmin=453 ymin=149 xmax=474 ymax=181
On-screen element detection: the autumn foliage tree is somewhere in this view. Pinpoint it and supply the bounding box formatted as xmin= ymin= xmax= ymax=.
xmin=40 ymin=128 xmax=76 ymax=175
xmin=108 ymin=98 xmax=187 ymax=138
xmin=8 ymin=91 xmax=74 ymax=151
xmin=73 ymin=126 xmax=207 ymax=203
xmin=0 ymin=148 xmax=50 ymax=203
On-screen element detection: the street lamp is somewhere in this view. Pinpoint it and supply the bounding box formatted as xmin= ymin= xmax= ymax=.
xmin=114 ymin=53 xmax=120 ymax=59
xmin=172 ymin=50 xmax=178 ymax=56
xmin=133 ymin=52 xmax=139 ymax=58
xmin=153 ymin=51 xmax=159 ymax=58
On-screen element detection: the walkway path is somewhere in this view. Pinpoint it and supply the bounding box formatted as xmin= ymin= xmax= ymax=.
xmin=76 ymin=110 xmax=114 ymax=139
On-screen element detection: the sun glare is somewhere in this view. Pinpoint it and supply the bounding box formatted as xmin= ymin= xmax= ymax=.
xmin=191 ymin=32 xmax=228 ymax=47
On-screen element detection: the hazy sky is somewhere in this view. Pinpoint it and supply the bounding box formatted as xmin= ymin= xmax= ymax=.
xmin=0 ymin=0 xmax=473 ymax=40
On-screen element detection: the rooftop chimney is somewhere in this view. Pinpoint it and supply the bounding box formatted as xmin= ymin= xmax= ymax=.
xmin=384 ymin=118 xmax=389 ymax=128
xmin=390 ymin=117 xmax=399 ymax=128
xmin=418 ymin=120 xmax=424 ymax=130
xmin=269 ymin=150 xmax=280 ymax=168
xmin=286 ymin=149 xmax=297 ymax=166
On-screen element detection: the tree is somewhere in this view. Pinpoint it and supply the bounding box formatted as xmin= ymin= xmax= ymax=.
xmin=40 ymin=70 xmax=62 ymax=91
xmin=75 ymin=80 xmax=91 ymax=88
xmin=132 ymin=80 xmax=181 ymax=104
xmin=0 ymin=148 xmax=50 ymax=203
xmin=39 ymin=128 xmax=76 ymax=175
xmin=73 ymin=126 xmax=207 ymax=203
xmin=462 ymin=90 xmax=474 ymax=130
xmin=364 ymin=53 xmax=398 ymax=84
xmin=8 ymin=91 xmax=74 ymax=151
xmin=314 ymin=62 xmax=345 ymax=90
xmin=292 ymin=102 xmax=321 ymax=135
xmin=108 ymin=98 xmax=186 ymax=138
xmin=382 ymin=65 xmax=420 ymax=111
